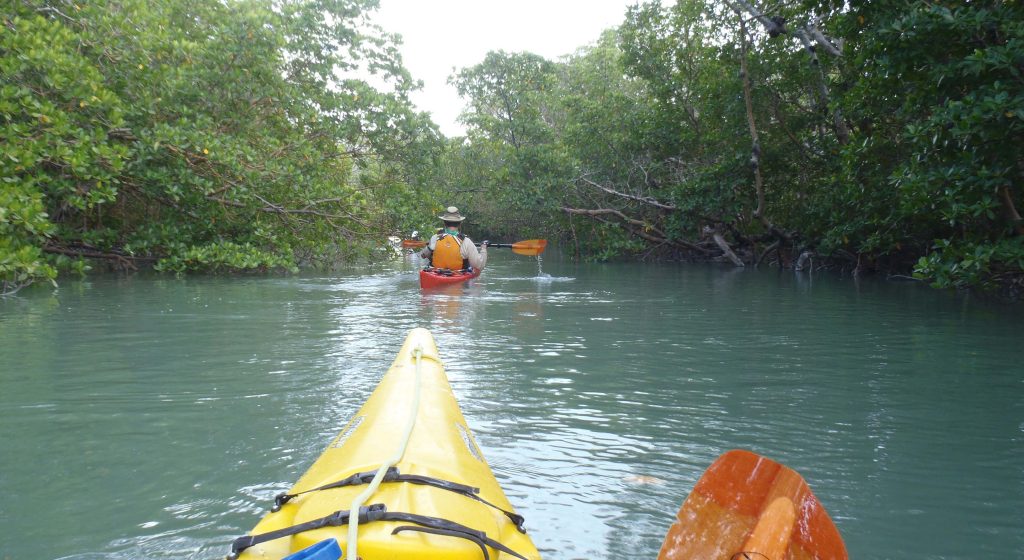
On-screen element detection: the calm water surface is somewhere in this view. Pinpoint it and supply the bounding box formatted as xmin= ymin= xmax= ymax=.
xmin=1 ymin=253 xmax=1022 ymax=559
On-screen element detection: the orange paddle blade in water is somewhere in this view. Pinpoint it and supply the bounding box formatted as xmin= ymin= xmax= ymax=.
xmin=658 ymin=450 xmax=847 ymax=560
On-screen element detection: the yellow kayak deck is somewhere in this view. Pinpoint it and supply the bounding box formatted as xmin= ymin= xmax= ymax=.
xmin=234 ymin=328 xmax=540 ymax=560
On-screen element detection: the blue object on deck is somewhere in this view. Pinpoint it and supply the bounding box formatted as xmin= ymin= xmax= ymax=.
xmin=282 ymin=538 xmax=342 ymax=560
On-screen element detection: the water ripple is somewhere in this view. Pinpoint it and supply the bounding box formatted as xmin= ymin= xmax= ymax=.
xmin=2 ymin=261 xmax=1023 ymax=559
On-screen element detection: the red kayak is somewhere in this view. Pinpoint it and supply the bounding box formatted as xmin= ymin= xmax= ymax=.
xmin=419 ymin=267 xmax=481 ymax=289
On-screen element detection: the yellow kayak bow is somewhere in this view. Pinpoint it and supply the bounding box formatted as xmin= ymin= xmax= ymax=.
xmin=231 ymin=328 xmax=540 ymax=560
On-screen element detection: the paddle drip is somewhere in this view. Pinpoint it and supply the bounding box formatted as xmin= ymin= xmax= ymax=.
xmin=534 ymin=254 xmax=553 ymax=280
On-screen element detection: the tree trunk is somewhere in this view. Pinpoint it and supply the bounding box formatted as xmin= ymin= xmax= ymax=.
xmin=738 ymin=17 xmax=769 ymax=228
xmin=1000 ymin=186 xmax=1024 ymax=235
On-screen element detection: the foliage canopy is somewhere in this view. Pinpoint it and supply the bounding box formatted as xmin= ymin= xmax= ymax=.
xmin=4 ymin=0 xmax=1022 ymax=294
xmin=444 ymin=0 xmax=1024 ymax=292
xmin=2 ymin=0 xmax=441 ymax=294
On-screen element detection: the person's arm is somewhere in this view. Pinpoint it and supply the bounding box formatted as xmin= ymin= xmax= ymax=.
xmin=462 ymin=237 xmax=487 ymax=270
xmin=419 ymin=235 xmax=437 ymax=260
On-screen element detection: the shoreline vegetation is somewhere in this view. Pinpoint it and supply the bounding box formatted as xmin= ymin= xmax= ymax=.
xmin=3 ymin=1 xmax=1022 ymax=298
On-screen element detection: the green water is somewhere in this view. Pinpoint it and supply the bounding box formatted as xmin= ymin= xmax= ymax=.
xmin=1 ymin=253 xmax=1022 ymax=559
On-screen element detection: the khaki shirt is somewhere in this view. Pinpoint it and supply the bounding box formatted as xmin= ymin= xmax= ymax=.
xmin=420 ymin=233 xmax=488 ymax=270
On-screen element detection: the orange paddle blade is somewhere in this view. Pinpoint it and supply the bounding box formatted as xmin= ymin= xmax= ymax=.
xmin=658 ymin=450 xmax=847 ymax=560
xmin=742 ymin=496 xmax=798 ymax=559
xmin=401 ymin=239 xmax=426 ymax=249
xmin=509 ymin=239 xmax=547 ymax=256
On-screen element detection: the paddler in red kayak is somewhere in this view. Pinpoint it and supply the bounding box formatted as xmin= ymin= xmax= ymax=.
xmin=419 ymin=206 xmax=488 ymax=271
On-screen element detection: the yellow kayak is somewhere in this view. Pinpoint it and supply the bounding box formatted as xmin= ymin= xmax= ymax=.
xmin=229 ymin=328 xmax=541 ymax=560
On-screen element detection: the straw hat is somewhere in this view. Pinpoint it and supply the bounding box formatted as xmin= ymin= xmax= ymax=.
xmin=438 ymin=206 xmax=466 ymax=222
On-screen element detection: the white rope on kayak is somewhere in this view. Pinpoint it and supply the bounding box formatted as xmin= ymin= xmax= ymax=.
xmin=346 ymin=343 xmax=426 ymax=560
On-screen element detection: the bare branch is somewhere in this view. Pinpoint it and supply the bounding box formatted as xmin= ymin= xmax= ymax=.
xmin=1 ymin=279 xmax=34 ymax=297
xmin=755 ymin=240 xmax=781 ymax=267
xmin=726 ymin=0 xmax=842 ymax=56
xmin=577 ymin=177 xmax=677 ymax=210
xmin=36 ymin=6 xmax=77 ymax=23
xmin=561 ymin=207 xmax=711 ymax=254
xmin=43 ymin=244 xmax=140 ymax=271
xmin=728 ymin=0 xmax=784 ymax=37
xmin=792 ymin=30 xmax=850 ymax=144
xmin=703 ymin=225 xmax=745 ymax=266
xmin=808 ymin=19 xmax=843 ymax=57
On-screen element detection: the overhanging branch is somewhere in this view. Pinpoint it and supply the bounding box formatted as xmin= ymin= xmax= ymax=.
xmin=43 ymin=244 xmax=141 ymax=270
xmin=561 ymin=207 xmax=711 ymax=254
xmin=727 ymin=0 xmax=842 ymax=56
xmin=577 ymin=176 xmax=677 ymax=210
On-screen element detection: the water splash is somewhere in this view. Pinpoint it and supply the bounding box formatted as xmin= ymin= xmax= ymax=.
xmin=536 ymin=255 xmax=552 ymax=279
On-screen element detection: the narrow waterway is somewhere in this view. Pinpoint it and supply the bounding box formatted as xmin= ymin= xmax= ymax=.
xmin=1 ymin=252 xmax=1022 ymax=559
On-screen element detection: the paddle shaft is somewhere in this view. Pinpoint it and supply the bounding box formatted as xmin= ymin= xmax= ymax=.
xmin=404 ymin=241 xmax=512 ymax=248
xmin=404 ymin=238 xmax=546 ymax=256
xmin=478 ymin=240 xmax=547 ymax=256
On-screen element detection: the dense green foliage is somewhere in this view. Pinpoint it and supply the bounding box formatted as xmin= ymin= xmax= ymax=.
xmin=445 ymin=1 xmax=1023 ymax=291
xmin=831 ymin=1 xmax=1024 ymax=288
xmin=2 ymin=0 xmax=440 ymax=294
xmin=4 ymin=0 xmax=1022 ymax=294
xmin=447 ymin=51 xmax=570 ymax=239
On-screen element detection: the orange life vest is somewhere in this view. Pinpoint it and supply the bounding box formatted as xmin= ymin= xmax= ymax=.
xmin=432 ymin=233 xmax=466 ymax=270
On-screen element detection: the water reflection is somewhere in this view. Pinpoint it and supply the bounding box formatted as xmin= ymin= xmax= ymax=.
xmin=420 ymin=284 xmax=472 ymax=332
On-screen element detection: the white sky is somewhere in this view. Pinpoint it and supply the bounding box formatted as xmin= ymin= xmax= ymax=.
xmin=370 ymin=0 xmax=644 ymax=137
